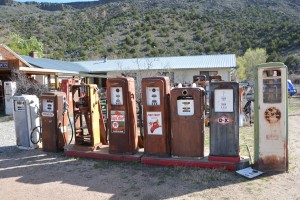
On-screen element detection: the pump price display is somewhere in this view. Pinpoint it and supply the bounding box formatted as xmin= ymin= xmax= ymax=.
xmin=111 ymin=110 xmax=125 ymax=133
xmin=214 ymin=89 xmax=233 ymax=112
xmin=14 ymin=100 xmax=25 ymax=111
xmin=43 ymin=99 xmax=54 ymax=112
xmin=110 ymin=87 xmax=123 ymax=105
xmin=177 ymin=99 xmax=194 ymax=116
xmin=146 ymin=87 xmax=160 ymax=106
xmin=4 ymin=84 xmax=12 ymax=95
xmin=147 ymin=112 xmax=162 ymax=135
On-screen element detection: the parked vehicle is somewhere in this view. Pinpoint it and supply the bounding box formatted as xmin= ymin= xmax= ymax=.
xmin=288 ymin=79 xmax=297 ymax=96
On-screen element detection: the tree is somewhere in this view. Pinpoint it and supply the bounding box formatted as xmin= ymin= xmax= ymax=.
xmin=285 ymin=55 xmax=300 ymax=74
xmin=235 ymin=48 xmax=268 ymax=82
xmin=8 ymin=33 xmax=44 ymax=57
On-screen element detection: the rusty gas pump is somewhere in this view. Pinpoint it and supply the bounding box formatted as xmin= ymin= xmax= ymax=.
xmin=170 ymin=87 xmax=206 ymax=157
xmin=107 ymin=77 xmax=138 ymax=154
xmin=60 ymin=77 xmax=80 ymax=114
xmin=40 ymin=92 xmax=69 ymax=152
xmin=72 ymin=84 xmax=102 ymax=150
xmin=142 ymin=76 xmax=171 ymax=156
xmin=193 ymin=75 xmax=206 ymax=87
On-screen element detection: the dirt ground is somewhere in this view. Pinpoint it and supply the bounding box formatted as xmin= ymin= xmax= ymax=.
xmin=0 ymin=102 xmax=300 ymax=200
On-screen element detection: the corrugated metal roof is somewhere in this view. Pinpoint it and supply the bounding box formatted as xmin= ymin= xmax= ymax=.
xmin=21 ymin=54 xmax=236 ymax=73
xmin=21 ymin=55 xmax=87 ymax=72
xmin=74 ymin=54 xmax=236 ymax=72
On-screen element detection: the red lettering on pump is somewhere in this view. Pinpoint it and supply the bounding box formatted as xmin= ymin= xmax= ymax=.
xmin=111 ymin=115 xmax=125 ymax=121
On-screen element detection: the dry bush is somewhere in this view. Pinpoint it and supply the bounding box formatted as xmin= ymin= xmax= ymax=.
xmin=11 ymin=69 xmax=49 ymax=97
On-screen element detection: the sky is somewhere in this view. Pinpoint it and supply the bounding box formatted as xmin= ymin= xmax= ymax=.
xmin=16 ymin=0 xmax=96 ymax=3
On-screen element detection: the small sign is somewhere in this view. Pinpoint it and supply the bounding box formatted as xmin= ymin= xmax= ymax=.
xmin=177 ymin=99 xmax=194 ymax=116
xmin=236 ymin=167 xmax=264 ymax=179
xmin=42 ymin=112 xmax=54 ymax=117
xmin=110 ymin=87 xmax=123 ymax=105
xmin=111 ymin=110 xmax=125 ymax=133
xmin=214 ymin=115 xmax=233 ymax=125
xmin=4 ymin=83 xmax=13 ymax=95
xmin=0 ymin=62 xmax=8 ymax=68
xmin=215 ymin=89 xmax=233 ymax=112
xmin=147 ymin=112 xmax=163 ymax=135
xmin=146 ymin=87 xmax=160 ymax=106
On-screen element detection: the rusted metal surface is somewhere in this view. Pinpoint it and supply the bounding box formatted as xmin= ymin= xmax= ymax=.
xmin=142 ymin=76 xmax=171 ymax=156
xmin=40 ymin=92 xmax=68 ymax=152
xmin=193 ymin=75 xmax=206 ymax=87
xmin=72 ymin=84 xmax=102 ymax=150
xmin=170 ymin=87 xmax=205 ymax=157
xmin=209 ymin=82 xmax=239 ymax=158
xmin=60 ymin=78 xmax=79 ymax=115
xmin=255 ymin=64 xmax=288 ymax=172
xmin=107 ymin=77 xmax=138 ymax=154
xmin=209 ymin=74 xmax=222 ymax=82
xmin=257 ymin=155 xmax=286 ymax=171
xmin=264 ymin=107 xmax=281 ymax=123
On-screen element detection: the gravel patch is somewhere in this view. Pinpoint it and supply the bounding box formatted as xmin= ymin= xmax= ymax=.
xmin=0 ymin=117 xmax=19 ymax=153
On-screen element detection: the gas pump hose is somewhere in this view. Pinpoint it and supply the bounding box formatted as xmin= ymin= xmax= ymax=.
xmin=30 ymin=126 xmax=42 ymax=144
xmin=67 ymin=110 xmax=74 ymax=145
xmin=61 ymin=110 xmax=74 ymax=145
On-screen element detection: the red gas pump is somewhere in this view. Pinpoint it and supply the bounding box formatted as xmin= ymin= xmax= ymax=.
xmin=107 ymin=77 xmax=138 ymax=154
xmin=142 ymin=76 xmax=171 ymax=156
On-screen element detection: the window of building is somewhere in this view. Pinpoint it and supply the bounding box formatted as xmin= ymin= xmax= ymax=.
xmin=200 ymin=71 xmax=218 ymax=77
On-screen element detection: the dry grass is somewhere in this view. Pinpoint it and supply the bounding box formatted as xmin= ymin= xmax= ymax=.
xmin=1 ymin=98 xmax=300 ymax=199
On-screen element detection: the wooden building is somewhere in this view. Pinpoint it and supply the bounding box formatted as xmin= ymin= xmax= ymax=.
xmin=0 ymin=44 xmax=78 ymax=113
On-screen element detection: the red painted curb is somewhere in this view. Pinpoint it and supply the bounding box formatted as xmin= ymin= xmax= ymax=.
xmin=141 ymin=157 xmax=236 ymax=171
xmin=65 ymin=149 xmax=142 ymax=162
xmin=208 ymin=156 xmax=241 ymax=163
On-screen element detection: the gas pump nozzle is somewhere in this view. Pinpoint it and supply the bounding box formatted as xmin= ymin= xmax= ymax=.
xmin=63 ymin=102 xmax=69 ymax=114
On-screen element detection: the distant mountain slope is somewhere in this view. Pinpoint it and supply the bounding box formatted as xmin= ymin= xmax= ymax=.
xmin=0 ymin=0 xmax=299 ymax=61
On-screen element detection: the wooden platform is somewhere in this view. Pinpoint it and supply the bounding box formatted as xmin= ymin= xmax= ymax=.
xmin=65 ymin=145 xmax=249 ymax=171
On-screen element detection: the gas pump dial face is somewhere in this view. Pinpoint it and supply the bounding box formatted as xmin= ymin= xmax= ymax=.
xmin=43 ymin=99 xmax=54 ymax=112
xmin=146 ymin=87 xmax=160 ymax=106
xmin=214 ymin=89 xmax=233 ymax=112
xmin=111 ymin=87 xmax=123 ymax=105
xmin=15 ymin=100 xmax=25 ymax=111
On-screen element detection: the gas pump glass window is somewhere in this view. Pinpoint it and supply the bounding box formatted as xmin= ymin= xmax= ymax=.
xmin=110 ymin=87 xmax=123 ymax=105
xmin=214 ymin=89 xmax=233 ymax=112
xmin=15 ymin=100 xmax=25 ymax=111
xmin=177 ymin=96 xmax=194 ymax=116
xmin=263 ymin=69 xmax=282 ymax=103
xmin=43 ymin=99 xmax=54 ymax=112
xmin=146 ymin=87 xmax=160 ymax=106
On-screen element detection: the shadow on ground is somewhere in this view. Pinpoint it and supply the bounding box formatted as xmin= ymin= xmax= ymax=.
xmin=0 ymin=146 xmax=252 ymax=200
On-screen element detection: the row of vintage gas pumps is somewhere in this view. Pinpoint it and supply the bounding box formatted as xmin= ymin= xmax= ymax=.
xmin=8 ymin=62 xmax=288 ymax=172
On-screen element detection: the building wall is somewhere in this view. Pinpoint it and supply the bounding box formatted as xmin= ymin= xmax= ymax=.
xmin=107 ymin=68 xmax=232 ymax=85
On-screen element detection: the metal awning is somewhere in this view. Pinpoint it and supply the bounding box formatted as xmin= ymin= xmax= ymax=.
xmin=19 ymin=67 xmax=79 ymax=75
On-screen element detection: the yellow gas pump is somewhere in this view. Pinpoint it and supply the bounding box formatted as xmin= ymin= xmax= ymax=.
xmin=72 ymin=84 xmax=102 ymax=151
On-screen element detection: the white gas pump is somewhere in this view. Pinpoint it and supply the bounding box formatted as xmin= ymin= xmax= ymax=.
xmin=4 ymin=81 xmax=16 ymax=115
xmin=13 ymin=95 xmax=40 ymax=149
xmin=254 ymin=62 xmax=288 ymax=172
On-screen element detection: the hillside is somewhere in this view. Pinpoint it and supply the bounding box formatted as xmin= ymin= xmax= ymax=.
xmin=0 ymin=0 xmax=300 ymax=62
